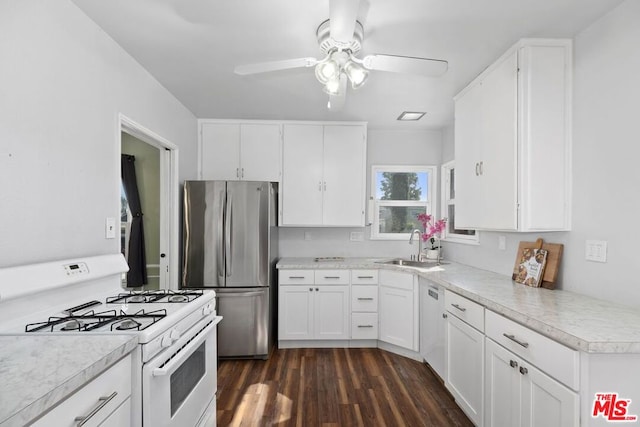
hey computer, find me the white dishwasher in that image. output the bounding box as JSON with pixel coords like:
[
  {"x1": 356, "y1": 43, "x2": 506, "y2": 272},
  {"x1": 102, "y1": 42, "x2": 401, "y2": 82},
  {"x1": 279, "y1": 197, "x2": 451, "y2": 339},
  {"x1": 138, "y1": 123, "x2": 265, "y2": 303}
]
[{"x1": 419, "y1": 278, "x2": 445, "y2": 379}]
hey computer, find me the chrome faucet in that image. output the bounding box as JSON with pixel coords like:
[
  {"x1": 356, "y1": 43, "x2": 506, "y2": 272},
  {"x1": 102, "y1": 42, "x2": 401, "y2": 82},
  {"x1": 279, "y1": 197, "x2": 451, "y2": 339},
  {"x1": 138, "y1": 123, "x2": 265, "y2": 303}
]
[{"x1": 409, "y1": 229, "x2": 424, "y2": 261}]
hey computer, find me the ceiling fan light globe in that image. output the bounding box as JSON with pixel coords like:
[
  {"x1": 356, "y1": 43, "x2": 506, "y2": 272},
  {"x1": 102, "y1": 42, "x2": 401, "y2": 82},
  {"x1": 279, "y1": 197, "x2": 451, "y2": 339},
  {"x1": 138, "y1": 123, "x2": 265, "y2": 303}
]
[
  {"x1": 344, "y1": 61, "x2": 368, "y2": 89},
  {"x1": 324, "y1": 77, "x2": 341, "y2": 95},
  {"x1": 315, "y1": 60, "x2": 339, "y2": 84}
]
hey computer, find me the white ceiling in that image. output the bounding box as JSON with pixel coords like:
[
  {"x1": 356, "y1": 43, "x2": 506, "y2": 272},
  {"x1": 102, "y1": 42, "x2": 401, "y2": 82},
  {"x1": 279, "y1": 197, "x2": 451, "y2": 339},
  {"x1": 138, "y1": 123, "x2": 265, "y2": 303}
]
[{"x1": 71, "y1": 0, "x2": 624, "y2": 129}]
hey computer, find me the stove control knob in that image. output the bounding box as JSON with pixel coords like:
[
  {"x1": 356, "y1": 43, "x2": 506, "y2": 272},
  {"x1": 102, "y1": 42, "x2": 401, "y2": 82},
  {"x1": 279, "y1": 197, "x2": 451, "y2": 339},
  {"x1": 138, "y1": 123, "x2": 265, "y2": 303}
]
[
  {"x1": 161, "y1": 334, "x2": 173, "y2": 348},
  {"x1": 202, "y1": 304, "x2": 212, "y2": 316},
  {"x1": 169, "y1": 329, "x2": 181, "y2": 341}
]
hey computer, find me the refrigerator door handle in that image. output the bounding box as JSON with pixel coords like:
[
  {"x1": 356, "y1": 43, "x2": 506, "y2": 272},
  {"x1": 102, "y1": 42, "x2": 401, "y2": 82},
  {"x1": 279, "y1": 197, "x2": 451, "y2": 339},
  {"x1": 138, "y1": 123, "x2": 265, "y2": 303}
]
[
  {"x1": 217, "y1": 190, "x2": 225, "y2": 279},
  {"x1": 225, "y1": 193, "x2": 232, "y2": 277},
  {"x1": 217, "y1": 290, "x2": 265, "y2": 298}
]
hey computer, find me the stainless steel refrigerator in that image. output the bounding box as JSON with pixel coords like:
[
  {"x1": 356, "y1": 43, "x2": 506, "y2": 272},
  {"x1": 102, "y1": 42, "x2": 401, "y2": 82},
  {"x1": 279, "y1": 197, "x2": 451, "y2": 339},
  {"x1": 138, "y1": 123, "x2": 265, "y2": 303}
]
[{"x1": 182, "y1": 181, "x2": 277, "y2": 359}]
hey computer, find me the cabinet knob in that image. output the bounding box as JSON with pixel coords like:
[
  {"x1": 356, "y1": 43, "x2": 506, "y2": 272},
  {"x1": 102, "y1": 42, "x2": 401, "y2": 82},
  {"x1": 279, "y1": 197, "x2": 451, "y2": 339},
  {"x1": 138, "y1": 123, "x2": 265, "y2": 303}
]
[
  {"x1": 442, "y1": 313, "x2": 448, "y2": 319},
  {"x1": 509, "y1": 360, "x2": 518, "y2": 368},
  {"x1": 309, "y1": 288, "x2": 313, "y2": 291},
  {"x1": 315, "y1": 287, "x2": 319, "y2": 291},
  {"x1": 519, "y1": 366, "x2": 528, "y2": 375}
]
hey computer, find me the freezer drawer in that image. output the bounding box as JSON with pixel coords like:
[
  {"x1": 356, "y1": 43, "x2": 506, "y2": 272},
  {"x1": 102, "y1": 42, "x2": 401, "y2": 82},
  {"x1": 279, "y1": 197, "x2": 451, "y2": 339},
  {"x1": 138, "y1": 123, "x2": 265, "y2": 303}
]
[{"x1": 216, "y1": 288, "x2": 270, "y2": 359}]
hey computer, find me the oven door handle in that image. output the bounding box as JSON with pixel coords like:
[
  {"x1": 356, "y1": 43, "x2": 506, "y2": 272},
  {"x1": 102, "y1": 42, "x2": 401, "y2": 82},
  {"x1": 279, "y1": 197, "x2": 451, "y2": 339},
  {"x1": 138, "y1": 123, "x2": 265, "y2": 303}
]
[{"x1": 152, "y1": 317, "x2": 220, "y2": 377}]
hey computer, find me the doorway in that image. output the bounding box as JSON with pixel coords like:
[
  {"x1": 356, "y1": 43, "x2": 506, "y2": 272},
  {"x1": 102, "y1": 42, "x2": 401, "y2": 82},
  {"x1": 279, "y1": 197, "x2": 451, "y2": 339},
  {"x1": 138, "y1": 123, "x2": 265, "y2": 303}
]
[{"x1": 119, "y1": 114, "x2": 179, "y2": 290}]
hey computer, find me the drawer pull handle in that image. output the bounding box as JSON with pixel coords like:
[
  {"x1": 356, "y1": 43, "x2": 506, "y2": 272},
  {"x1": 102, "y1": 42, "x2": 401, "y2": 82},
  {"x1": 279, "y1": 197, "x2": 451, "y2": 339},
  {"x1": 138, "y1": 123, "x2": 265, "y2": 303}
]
[
  {"x1": 289, "y1": 276, "x2": 306, "y2": 279},
  {"x1": 357, "y1": 297, "x2": 374, "y2": 301},
  {"x1": 357, "y1": 276, "x2": 374, "y2": 279},
  {"x1": 324, "y1": 276, "x2": 341, "y2": 279},
  {"x1": 357, "y1": 325, "x2": 374, "y2": 328},
  {"x1": 74, "y1": 391, "x2": 118, "y2": 426},
  {"x1": 519, "y1": 366, "x2": 528, "y2": 375},
  {"x1": 509, "y1": 360, "x2": 518, "y2": 368},
  {"x1": 503, "y1": 333, "x2": 529, "y2": 348},
  {"x1": 451, "y1": 303, "x2": 466, "y2": 312}
]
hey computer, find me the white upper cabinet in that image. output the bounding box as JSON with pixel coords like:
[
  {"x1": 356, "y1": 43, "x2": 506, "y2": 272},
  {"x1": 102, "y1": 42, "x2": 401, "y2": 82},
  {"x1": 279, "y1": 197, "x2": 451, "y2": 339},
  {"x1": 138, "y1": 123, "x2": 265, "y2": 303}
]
[
  {"x1": 199, "y1": 121, "x2": 281, "y2": 182},
  {"x1": 281, "y1": 123, "x2": 366, "y2": 227},
  {"x1": 454, "y1": 39, "x2": 572, "y2": 231}
]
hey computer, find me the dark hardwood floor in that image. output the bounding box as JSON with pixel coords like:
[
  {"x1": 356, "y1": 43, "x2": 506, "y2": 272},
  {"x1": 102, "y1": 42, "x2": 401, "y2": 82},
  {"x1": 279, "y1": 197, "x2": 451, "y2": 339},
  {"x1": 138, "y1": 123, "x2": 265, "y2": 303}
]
[{"x1": 217, "y1": 347, "x2": 473, "y2": 426}]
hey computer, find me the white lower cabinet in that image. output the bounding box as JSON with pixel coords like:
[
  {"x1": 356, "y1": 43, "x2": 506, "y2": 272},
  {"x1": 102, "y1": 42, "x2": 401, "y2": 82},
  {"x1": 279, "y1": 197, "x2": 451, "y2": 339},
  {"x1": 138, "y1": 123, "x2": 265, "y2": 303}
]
[
  {"x1": 32, "y1": 355, "x2": 132, "y2": 427},
  {"x1": 485, "y1": 338, "x2": 579, "y2": 427},
  {"x1": 446, "y1": 312, "x2": 485, "y2": 426},
  {"x1": 278, "y1": 269, "x2": 350, "y2": 341},
  {"x1": 379, "y1": 270, "x2": 418, "y2": 351}
]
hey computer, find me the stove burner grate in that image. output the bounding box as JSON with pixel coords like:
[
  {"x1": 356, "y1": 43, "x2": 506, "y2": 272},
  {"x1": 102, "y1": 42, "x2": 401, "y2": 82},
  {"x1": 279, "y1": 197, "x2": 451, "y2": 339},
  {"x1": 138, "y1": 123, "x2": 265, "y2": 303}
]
[
  {"x1": 106, "y1": 289, "x2": 203, "y2": 304},
  {"x1": 25, "y1": 308, "x2": 168, "y2": 333}
]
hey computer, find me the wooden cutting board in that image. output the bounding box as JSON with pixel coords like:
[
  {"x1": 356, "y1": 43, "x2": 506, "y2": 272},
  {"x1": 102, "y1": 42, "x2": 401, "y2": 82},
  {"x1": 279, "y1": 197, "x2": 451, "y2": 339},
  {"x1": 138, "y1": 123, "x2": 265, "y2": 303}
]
[{"x1": 512, "y1": 239, "x2": 563, "y2": 289}]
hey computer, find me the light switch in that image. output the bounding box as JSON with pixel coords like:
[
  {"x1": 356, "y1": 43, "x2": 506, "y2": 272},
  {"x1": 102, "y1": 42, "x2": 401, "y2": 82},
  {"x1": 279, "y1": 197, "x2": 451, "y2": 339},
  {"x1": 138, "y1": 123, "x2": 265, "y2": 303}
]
[
  {"x1": 304, "y1": 231, "x2": 312, "y2": 241},
  {"x1": 585, "y1": 240, "x2": 607, "y2": 263},
  {"x1": 105, "y1": 217, "x2": 116, "y2": 239}
]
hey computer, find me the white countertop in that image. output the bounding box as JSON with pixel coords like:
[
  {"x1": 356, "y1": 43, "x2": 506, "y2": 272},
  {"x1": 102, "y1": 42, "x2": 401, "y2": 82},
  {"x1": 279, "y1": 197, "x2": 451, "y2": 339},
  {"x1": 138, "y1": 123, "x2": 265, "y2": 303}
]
[
  {"x1": 277, "y1": 257, "x2": 640, "y2": 354},
  {"x1": 0, "y1": 335, "x2": 137, "y2": 427}
]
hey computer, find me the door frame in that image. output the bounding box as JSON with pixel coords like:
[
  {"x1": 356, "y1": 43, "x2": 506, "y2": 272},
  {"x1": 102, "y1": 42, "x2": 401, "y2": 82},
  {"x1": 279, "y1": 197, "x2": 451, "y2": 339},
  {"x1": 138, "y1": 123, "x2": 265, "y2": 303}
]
[{"x1": 119, "y1": 114, "x2": 180, "y2": 290}]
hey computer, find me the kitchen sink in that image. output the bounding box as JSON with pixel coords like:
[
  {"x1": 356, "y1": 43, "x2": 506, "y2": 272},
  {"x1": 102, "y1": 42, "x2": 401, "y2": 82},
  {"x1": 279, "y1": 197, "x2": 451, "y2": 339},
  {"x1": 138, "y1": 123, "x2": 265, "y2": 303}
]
[{"x1": 376, "y1": 259, "x2": 448, "y2": 268}]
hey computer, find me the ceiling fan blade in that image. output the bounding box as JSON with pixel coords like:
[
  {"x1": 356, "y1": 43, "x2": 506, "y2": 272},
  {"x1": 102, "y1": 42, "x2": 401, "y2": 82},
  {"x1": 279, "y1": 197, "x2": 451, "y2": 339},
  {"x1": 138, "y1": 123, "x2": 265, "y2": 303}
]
[
  {"x1": 328, "y1": 74, "x2": 348, "y2": 111},
  {"x1": 361, "y1": 54, "x2": 448, "y2": 77},
  {"x1": 234, "y1": 57, "x2": 318, "y2": 75},
  {"x1": 329, "y1": 0, "x2": 360, "y2": 44}
]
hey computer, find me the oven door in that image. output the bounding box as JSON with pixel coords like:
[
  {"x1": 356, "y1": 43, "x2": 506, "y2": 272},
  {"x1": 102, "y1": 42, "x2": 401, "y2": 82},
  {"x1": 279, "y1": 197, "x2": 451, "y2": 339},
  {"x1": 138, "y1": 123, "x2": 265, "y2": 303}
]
[{"x1": 142, "y1": 315, "x2": 222, "y2": 427}]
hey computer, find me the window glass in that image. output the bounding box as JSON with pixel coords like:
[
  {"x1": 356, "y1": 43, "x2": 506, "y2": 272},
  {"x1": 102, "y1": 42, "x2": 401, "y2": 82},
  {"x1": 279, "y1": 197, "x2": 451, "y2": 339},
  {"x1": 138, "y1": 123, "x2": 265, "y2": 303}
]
[
  {"x1": 371, "y1": 165, "x2": 437, "y2": 240},
  {"x1": 441, "y1": 161, "x2": 479, "y2": 244}
]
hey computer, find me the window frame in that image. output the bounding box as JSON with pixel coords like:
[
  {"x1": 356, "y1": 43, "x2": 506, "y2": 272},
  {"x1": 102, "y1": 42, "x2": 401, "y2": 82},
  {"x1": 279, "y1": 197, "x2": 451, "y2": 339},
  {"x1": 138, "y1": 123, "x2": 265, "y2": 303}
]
[
  {"x1": 370, "y1": 165, "x2": 438, "y2": 240},
  {"x1": 440, "y1": 160, "x2": 480, "y2": 245}
]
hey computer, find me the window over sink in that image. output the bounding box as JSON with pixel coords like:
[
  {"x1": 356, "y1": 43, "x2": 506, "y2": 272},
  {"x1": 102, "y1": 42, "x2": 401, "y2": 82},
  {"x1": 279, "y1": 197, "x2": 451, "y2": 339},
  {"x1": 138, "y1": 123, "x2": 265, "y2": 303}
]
[{"x1": 370, "y1": 165, "x2": 437, "y2": 240}]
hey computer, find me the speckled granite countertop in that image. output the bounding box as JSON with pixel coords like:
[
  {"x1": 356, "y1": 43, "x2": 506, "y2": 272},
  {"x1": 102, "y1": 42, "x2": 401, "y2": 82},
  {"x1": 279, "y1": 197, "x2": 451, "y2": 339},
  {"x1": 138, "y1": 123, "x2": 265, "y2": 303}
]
[
  {"x1": 277, "y1": 257, "x2": 640, "y2": 354},
  {"x1": 0, "y1": 335, "x2": 137, "y2": 427}
]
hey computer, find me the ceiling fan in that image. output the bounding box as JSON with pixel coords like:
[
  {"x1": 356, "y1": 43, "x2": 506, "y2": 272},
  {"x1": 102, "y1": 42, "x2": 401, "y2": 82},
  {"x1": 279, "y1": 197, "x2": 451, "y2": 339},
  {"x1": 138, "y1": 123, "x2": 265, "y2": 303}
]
[{"x1": 234, "y1": 0, "x2": 448, "y2": 110}]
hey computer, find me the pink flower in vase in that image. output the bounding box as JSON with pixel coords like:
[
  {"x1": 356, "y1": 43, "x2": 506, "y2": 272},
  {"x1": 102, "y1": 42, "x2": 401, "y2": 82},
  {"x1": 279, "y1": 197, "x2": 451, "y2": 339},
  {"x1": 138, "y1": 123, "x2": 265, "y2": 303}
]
[{"x1": 416, "y1": 214, "x2": 447, "y2": 249}]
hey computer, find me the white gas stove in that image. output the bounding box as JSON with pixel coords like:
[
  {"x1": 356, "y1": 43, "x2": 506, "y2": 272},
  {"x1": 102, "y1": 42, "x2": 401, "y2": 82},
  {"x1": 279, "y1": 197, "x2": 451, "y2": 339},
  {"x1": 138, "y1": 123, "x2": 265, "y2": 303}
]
[{"x1": 0, "y1": 254, "x2": 221, "y2": 427}]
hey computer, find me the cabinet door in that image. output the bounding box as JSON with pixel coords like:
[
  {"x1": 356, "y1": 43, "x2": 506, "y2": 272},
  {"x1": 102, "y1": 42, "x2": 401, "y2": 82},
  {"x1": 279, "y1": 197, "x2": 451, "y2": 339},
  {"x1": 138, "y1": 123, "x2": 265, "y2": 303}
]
[
  {"x1": 322, "y1": 125, "x2": 366, "y2": 226},
  {"x1": 281, "y1": 124, "x2": 324, "y2": 225},
  {"x1": 445, "y1": 314, "x2": 484, "y2": 426},
  {"x1": 485, "y1": 338, "x2": 520, "y2": 427},
  {"x1": 454, "y1": 81, "x2": 483, "y2": 229},
  {"x1": 240, "y1": 124, "x2": 281, "y2": 182},
  {"x1": 200, "y1": 123, "x2": 240, "y2": 180},
  {"x1": 314, "y1": 285, "x2": 350, "y2": 339},
  {"x1": 479, "y1": 50, "x2": 518, "y2": 230},
  {"x1": 520, "y1": 362, "x2": 579, "y2": 427},
  {"x1": 279, "y1": 285, "x2": 314, "y2": 340},
  {"x1": 379, "y1": 285, "x2": 415, "y2": 350}
]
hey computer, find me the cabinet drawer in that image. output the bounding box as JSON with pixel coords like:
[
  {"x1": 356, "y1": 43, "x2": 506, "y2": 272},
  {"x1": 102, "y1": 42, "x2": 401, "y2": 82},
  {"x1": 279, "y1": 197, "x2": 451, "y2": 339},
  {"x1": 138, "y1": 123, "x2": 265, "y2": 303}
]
[
  {"x1": 314, "y1": 270, "x2": 349, "y2": 285},
  {"x1": 279, "y1": 270, "x2": 314, "y2": 285},
  {"x1": 444, "y1": 290, "x2": 484, "y2": 332},
  {"x1": 379, "y1": 270, "x2": 414, "y2": 291},
  {"x1": 351, "y1": 313, "x2": 378, "y2": 339},
  {"x1": 351, "y1": 286, "x2": 378, "y2": 312},
  {"x1": 32, "y1": 355, "x2": 132, "y2": 427},
  {"x1": 351, "y1": 270, "x2": 378, "y2": 285},
  {"x1": 485, "y1": 310, "x2": 579, "y2": 390}
]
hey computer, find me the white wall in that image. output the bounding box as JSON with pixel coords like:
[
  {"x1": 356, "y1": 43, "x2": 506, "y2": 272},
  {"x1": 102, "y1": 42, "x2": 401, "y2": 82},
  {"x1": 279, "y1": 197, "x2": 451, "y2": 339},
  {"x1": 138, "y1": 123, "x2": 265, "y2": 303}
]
[
  {"x1": 278, "y1": 128, "x2": 443, "y2": 258},
  {"x1": 442, "y1": 0, "x2": 640, "y2": 307},
  {"x1": 0, "y1": 1, "x2": 198, "y2": 267}
]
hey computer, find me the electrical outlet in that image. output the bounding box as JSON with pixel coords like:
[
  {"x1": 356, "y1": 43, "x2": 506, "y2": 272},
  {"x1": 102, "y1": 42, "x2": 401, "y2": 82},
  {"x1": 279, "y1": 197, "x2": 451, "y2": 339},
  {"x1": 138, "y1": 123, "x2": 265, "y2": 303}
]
[
  {"x1": 498, "y1": 236, "x2": 506, "y2": 251},
  {"x1": 350, "y1": 231, "x2": 364, "y2": 242},
  {"x1": 585, "y1": 240, "x2": 607, "y2": 262},
  {"x1": 105, "y1": 217, "x2": 116, "y2": 239}
]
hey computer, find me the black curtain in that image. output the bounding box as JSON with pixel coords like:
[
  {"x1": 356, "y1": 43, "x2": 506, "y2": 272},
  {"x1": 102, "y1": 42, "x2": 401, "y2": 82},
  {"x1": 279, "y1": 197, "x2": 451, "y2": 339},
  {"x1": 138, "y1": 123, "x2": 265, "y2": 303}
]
[{"x1": 121, "y1": 154, "x2": 147, "y2": 287}]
